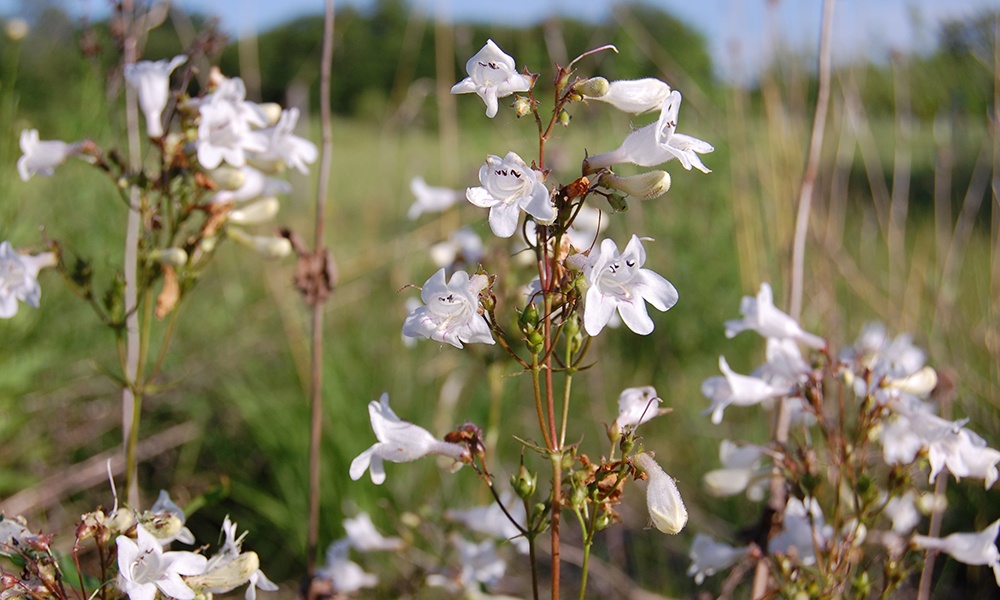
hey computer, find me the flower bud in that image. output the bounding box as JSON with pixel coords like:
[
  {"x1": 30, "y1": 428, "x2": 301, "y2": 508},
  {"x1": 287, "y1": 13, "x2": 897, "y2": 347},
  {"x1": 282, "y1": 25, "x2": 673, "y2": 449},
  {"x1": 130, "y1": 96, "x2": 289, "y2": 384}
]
[
  {"x1": 143, "y1": 514, "x2": 184, "y2": 541},
  {"x1": 227, "y1": 228, "x2": 292, "y2": 260},
  {"x1": 519, "y1": 303, "x2": 540, "y2": 334},
  {"x1": 527, "y1": 330, "x2": 545, "y2": 355},
  {"x1": 186, "y1": 552, "x2": 260, "y2": 591},
  {"x1": 558, "y1": 109, "x2": 571, "y2": 127},
  {"x1": 149, "y1": 247, "x2": 188, "y2": 267},
  {"x1": 594, "y1": 511, "x2": 613, "y2": 531},
  {"x1": 512, "y1": 464, "x2": 537, "y2": 499},
  {"x1": 211, "y1": 167, "x2": 247, "y2": 191},
  {"x1": 599, "y1": 171, "x2": 671, "y2": 201},
  {"x1": 606, "y1": 193, "x2": 629, "y2": 213},
  {"x1": 106, "y1": 508, "x2": 137, "y2": 536},
  {"x1": 633, "y1": 452, "x2": 687, "y2": 535},
  {"x1": 513, "y1": 96, "x2": 532, "y2": 118},
  {"x1": 570, "y1": 484, "x2": 588, "y2": 509},
  {"x1": 575, "y1": 77, "x2": 610, "y2": 99},
  {"x1": 257, "y1": 103, "x2": 284, "y2": 126},
  {"x1": 884, "y1": 366, "x2": 938, "y2": 397},
  {"x1": 229, "y1": 197, "x2": 280, "y2": 225}
]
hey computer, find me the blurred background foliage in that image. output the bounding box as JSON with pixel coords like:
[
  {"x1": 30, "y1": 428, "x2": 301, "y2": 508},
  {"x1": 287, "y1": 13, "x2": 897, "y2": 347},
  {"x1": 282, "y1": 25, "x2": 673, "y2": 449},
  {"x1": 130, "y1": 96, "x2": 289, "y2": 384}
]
[{"x1": 0, "y1": 0, "x2": 998, "y2": 597}]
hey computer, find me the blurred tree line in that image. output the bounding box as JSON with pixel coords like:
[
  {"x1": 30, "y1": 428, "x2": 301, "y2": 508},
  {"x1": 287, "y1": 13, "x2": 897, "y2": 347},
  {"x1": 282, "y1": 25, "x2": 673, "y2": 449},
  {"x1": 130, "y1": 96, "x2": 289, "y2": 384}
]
[{"x1": 2, "y1": 0, "x2": 995, "y2": 126}]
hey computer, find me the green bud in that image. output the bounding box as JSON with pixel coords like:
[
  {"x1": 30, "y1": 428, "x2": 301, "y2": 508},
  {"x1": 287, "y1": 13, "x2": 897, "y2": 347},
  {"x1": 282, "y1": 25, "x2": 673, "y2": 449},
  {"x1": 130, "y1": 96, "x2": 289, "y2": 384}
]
[
  {"x1": 211, "y1": 166, "x2": 247, "y2": 191},
  {"x1": 527, "y1": 330, "x2": 545, "y2": 355},
  {"x1": 575, "y1": 76, "x2": 610, "y2": 98},
  {"x1": 513, "y1": 96, "x2": 532, "y2": 118},
  {"x1": 149, "y1": 247, "x2": 189, "y2": 268},
  {"x1": 598, "y1": 170, "x2": 672, "y2": 201},
  {"x1": 619, "y1": 433, "x2": 635, "y2": 456},
  {"x1": 511, "y1": 464, "x2": 537, "y2": 499},
  {"x1": 594, "y1": 511, "x2": 613, "y2": 531},
  {"x1": 606, "y1": 193, "x2": 629, "y2": 212},
  {"x1": 519, "y1": 303, "x2": 540, "y2": 333},
  {"x1": 570, "y1": 485, "x2": 587, "y2": 509},
  {"x1": 558, "y1": 109, "x2": 571, "y2": 127}
]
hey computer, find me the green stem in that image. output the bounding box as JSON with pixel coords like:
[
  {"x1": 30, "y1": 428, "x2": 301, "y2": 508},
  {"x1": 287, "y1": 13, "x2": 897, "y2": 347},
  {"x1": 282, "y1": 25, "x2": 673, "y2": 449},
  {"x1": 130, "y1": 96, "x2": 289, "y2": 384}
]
[
  {"x1": 525, "y1": 498, "x2": 540, "y2": 600},
  {"x1": 550, "y1": 452, "x2": 562, "y2": 600},
  {"x1": 531, "y1": 355, "x2": 553, "y2": 451}
]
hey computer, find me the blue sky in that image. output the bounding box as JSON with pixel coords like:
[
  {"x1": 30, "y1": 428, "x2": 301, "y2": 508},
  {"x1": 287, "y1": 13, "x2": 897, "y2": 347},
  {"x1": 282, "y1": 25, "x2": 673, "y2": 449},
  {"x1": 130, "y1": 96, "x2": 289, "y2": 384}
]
[{"x1": 2, "y1": 0, "x2": 997, "y2": 82}]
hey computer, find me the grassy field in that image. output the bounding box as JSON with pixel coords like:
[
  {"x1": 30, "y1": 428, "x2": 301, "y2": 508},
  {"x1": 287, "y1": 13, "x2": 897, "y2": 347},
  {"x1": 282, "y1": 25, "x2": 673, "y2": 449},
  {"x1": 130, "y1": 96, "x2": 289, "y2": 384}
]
[{"x1": 1, "y1": 20, "x2": 998, "y2": 599}]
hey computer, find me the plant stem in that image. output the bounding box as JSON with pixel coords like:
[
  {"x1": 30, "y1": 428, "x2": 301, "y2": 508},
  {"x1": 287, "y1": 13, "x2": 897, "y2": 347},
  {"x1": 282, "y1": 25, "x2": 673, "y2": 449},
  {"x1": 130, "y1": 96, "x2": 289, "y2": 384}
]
[
  {"x1": 306, "y1": 0, "x2": 336, "y2": 575},
  {"x1": 550, "y1": 452, "x2": 562, "y2": 600}
]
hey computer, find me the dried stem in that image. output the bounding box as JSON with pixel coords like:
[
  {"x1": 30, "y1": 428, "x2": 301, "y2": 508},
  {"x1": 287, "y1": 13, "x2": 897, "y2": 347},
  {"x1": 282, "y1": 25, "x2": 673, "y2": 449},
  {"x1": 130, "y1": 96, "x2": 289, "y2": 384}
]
[{"x1": 306, "y1": 0, "x2": 336, "y2": 575}]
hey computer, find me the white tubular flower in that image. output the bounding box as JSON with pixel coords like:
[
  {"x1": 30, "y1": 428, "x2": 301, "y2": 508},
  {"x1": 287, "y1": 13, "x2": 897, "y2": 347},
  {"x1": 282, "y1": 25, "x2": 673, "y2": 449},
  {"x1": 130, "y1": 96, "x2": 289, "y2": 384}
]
[
  {"x1": 226, "y1": 228, "x2": 292, "y2": 260},
  {"x1": 445, "y1": 492, "x2": 529, "y2": 554},
  {"x1": 0, "y1": 241, "x2": 57, "y2": 318},
  {"x1": 145, "y1": 489, "x2": 195, "y2": 545},
  {"x1": 913, "y1": 519, "x2": 1000, "y2": 586},
  {"x1": 229, "y1": 198, "x2": 280, "y2": 225},
  {"x1": 702, "y1": 356, "x2": 795, "y2": 425},
  {"x1": 598, "y1": 170, "x2": 671, "y2": 201},
  {"x1": 687, "y1": 534, "x2": 749, "y2": 585},
  {"x1": 402, "y1": 268, "x2": 495, "y2": 348},
  {"x1": 613, "y1": 386, "x2": 666, "y2": 431},
  {"x1": 249, "y1": 108, "x2": 318, "y2": 174},
  {"x1": 123, "y1": 55, "x2": 186, "y2": 138},
  {"x1": 633, "y1": 452, "x2": 687, "y2": 535},
  {"x1": 17, "y1": 129, "x2": 83, "y2": 181},
  {"x1": 770, "y1": 497, "x2": 831, "y2": 566},
  {"x1": 467, "y1": 152, "x2": 553, "y2": 238},
  {"x1": 451, "y1": 39, "x2": 532, "y2": 118},
  {"x1": 724, "y1": 283, "x2": 825, "y2": 349},
  {"x1": 429, "y1": 227, "x2": 484, "y2": 269},
  {"x1": 316, "y1": 541, "x2": 377, "y2": 594},
  {"x1": 581, "y1": 235, "x2": 678, "y2": 336},
  {"x1": 349, "y1": 393, "x2": 470, "y2": 485},
  {"x1": 342, "y1": 513, "x2": 404, "y2": 552},
  {"x1": 408, "y1": 176, "x2": 464, "y2": 220},
  {"x1": 583, "y1": 91, "x2": 713, "y2": 174},
  {"x1": 210, "y1": 166, "x2": 292, "y2": 205},
  {"x1": 589, "y1": 77, "x2": 671, "y2": 114},
  {"x1": 703, "y1": 440, "x2": 768, "y2": 501},
  {"x1": 196, "y1": 77, "x2": 267, "y2": 169},
  {"x1": 116, "y1": 524, "x2": 208, "y2": 600}
]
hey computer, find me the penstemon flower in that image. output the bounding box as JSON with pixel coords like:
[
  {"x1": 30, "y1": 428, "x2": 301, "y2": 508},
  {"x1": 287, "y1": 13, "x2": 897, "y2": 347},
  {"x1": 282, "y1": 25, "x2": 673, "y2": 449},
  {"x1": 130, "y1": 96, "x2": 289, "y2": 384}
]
[
  {"x1": 724, "y1": 282, "x2": 825, "y2": 349},
  {"x1": 451, "y1": 39, "x2": 532, "y2": 118},
  {"x1": 316, "y1": 541, "x2": 378, "y2": 594},
  {"x1": 613, "y1": 386, "x2": 666, "y2": 431},
  {"x1": 586, "y1": 77, "x2": 672, "y2": 114},
  {"x1": 402, "y1": 268, "x2": 495, "y2": 348},
  {"x1": 116, "y1": 524, "x2": 208, "y2": 600},
  {"x1": 687, "y1": 534, "x2": 750, "y2": 585},
  {"x1": 633, "y1": 452, "x2": 687, "y2": 535},
  {"x1": 912, "y1": 519, "x2": 1000, "y2": 586},
  {"x1": 123, "y1": 55, "x2": 187, "y2": 138},
  {"x1": 340, "y1": 512, "x2": 404, "y2": 552},
  {"x1": 195, "y1": 77, "x2": 268, "y2": 169},
  {"x1": 701, "y1": 356, "x2": 795, "y2": 424},
  {"x1": 407, "y1": 176, "x2": 464, "y2": 220},
  {"x1": 467, "y1": 152, "x2": 554, "y2": 238},
  {"x1": 349, "y1": 393, "x2": 470, "y2": 484},
  {"x1": 16, "y1": 129, "x2": 83, "y2": 181},
  {"x1": 0, "y1": 241, "x2": 57, "y2": 318},
  {"x1": 584, "y1": 91, "x2": 714, "y2": 174},
  {"x1": 581, "y1": 235, "x2": 678, "y2": 336},
  {"x1": 249, "y1": 108, "x2": 318, "y2": 174}
]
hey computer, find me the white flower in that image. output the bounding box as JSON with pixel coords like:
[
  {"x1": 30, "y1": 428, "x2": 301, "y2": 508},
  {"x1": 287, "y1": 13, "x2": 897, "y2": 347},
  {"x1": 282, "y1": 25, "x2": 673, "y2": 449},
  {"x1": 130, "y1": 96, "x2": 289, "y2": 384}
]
[
  {"x1": 209, "y1": 166, "x2": 292, "y2": 205},
  {"x1": 429, "y1": 227, "x2": 484, "y2": 269},
  {"x1": 701, "y1": 356, "x2": 795, "y2": 425},
  {"x1": 0, "y1": 241, "x2": 57, "y2": 318},
  {"x1": 407, "y1": 176, "x2": 464, "y2": 220},
  {"x1": 196, "y1": 77, "x2": 267, "y2": 169},
  {"x1": 581, "y1": 235, "x2": 678, "y2": 336},
  {"x1": 316, "y1": 541, "x2": 377, "y2": 594},
  {"x1": 687, "y1": 534, "x2": 749, "y2": 585},
  {"x1": 589, "y1": 78, "x2": 672, "y2": 114},
  {"x1": 584, "y1": 91, "x2": 713, "y2": 173},
  {"x1": 883, "y1": 491, "x2": 921, "y2": 534},
  {"x1": 613, "y1": 386, "x2": 666, "y2": 431},
  {"x1": 455, "y1": 537, "x2": 507, "y2": 589},
  {"x1": 228, "y1": 198, "x2": 280, "y2": 225},
  {"x1": 145, "y1": 489, "x2": 195, "y2": 545},
  {"x1": 123, "y1": 55, "x2": 186, "y2": 138},
  {"x1": 770, "y1": 497, "x2": 831, "y2": 566},
  {"x1": 349, "y1": 393, "x2": 470, "y2": 485},
  {"x1": 467, "y1": 152, "x2": 554, "y2": 238},
  {"x1": 451, "y1": 39, "x2": 532, "y2": 118},
  {"x1": 703, "y1": 440, "x2": 768, "y2": 501},
  {"x1": 116, "y1": 524, "x2": 207, "y2": 600},
  {"x1": 632, "y1": 452, "x2": 687, "y2": 535},
  {"x1": 342, "y1": 513, "x2": 404, "y2": 552},
  {"x1": 402, "y1": 268, "x2": 494, "y2": 348},
  {"x1": 226, "y1": 228, "x2": 292, "y2": 260},
  {"x1": 17, "y1": 129, "x2": 82, "y2": 181},
  {"x1": 445, "y1": 492, "x2": 528, "y2": 554},
  {"x1": 188, "y1": 518, "x2": 277, "y2": 600},
  {"x1": 913, "y1": 519, "x2": 1000, "y2": 586},
  {"x1": 724, "y1": 283, "x2": 825, "y2": 349},
  {"x1": 249, "y1": 108, "x2": 317, "y2": 174}
]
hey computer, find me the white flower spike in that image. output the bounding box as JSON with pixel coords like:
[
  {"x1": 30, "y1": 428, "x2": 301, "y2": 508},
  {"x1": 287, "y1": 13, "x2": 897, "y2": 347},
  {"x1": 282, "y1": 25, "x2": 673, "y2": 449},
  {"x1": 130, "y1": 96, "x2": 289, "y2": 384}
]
[
  {"x1": 451, "y1": 39, "x2": 532, "y2": 118},
  {"x1": 724, "y1": 282, "x2": 825, "y2": 349},
  {"x1": 402, "y1": 268, "x2": 495, "y2": 348},
  {"x1": 116, "y1": 523, "x2": 208, "y2": 600},
  {"x1": 633, "y1": 452, "x2": 687, "y2": 534},
  {"x1": 17, "y1": 129, "x2": 83, "y2": 181},
  {"x1": 349, "y1": 393, "x2": 470, "y2": 485},
  {"x1": 123, "y1": 55, "x2": 187, "y2": 138},
  {"x1": 582, "y1": 235, "x2": 678, "y2": 336},
  {"x1": 0, "y1": 241, "x2": 57, "y2": 318},
  {"x1": 467, "y1": 152, "x2": 554, "y2": 238}
]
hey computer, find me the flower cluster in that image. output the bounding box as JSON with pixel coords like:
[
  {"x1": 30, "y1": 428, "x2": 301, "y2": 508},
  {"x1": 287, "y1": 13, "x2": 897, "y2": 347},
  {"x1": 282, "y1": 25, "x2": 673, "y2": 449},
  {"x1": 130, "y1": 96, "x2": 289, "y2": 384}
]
[{"x1": 687, "y1": 283, "x2": 1000, "y2": 595}]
